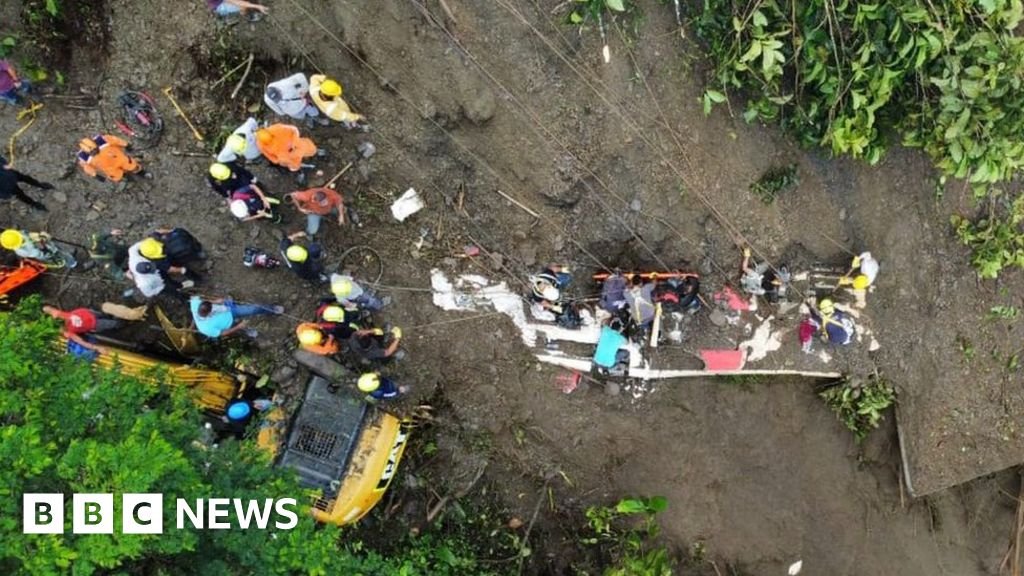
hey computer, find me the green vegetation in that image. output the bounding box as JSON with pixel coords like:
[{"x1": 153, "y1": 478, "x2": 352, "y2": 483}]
[
  {"x1": 582, "y1": 496, "x2": 673, "y2": 575},
  {"x1": 988, "y1": 304, "x2": 1020, "y2": 320},
  {"x1": 749, "y1": 164, "x2": 799, "y2": 204},
  {"x1": 695, "y1": 0, "x2": 1024, "y2": 183},
  {"x1": 952, "y1": 196, "x2": 1024, "y2": 279},
  {"x1": 819, "y1": 376, "x2": 896, "y2": 442},
  {"x1": 0, "y1": 298, "x2": 500, "y2": 576},
  {"x1": 694, "y1": 0, "x2": 1024, "y2": 277},
  {"x1": 568, "y1": 0, "x2": 633, "y2": 26}
]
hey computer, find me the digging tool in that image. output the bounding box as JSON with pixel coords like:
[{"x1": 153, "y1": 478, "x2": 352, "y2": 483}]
[
  {"x1": 162, "y1": 87, "x2": 204, "y2": 142},
  {"x1": 325, "y1": 142, "x2": 377, "y2": 189}
]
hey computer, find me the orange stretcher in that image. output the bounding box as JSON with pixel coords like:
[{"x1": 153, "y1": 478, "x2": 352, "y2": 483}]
[
  {"x1": 592, "y1": 271, "x2": 700, "y2": 281},
  {"x1": 0, "y1": 259, "x2": 46, "y2": 298}
]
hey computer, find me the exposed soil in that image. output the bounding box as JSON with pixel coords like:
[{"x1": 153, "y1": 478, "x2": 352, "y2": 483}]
[{"x1": 2, "y1": 0, "x2": 1024, "y2": 573}]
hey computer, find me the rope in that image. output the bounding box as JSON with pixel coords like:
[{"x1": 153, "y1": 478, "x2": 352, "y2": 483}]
[
  {"x1": 495, "y1": 0, "x2": 807, "y2": 300},
  {"x1": 407, "y1": 0, "x2": 677, "y2": 275},
  {"x1": 277, "y1": 0, "x2": 617, "y2": 275}
]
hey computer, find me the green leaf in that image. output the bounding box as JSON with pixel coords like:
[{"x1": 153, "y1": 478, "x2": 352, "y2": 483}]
[
  {"x1": 705, "y1": 89, "x2": 727, "y2": 103},
  {"x1": 646, "y1": 496, "x2": 668, "y2": 513},
  {"x1": 739, "y1": 40, "x2": 762, "y2": 63},
  {"x1": 605, "y1": 0, "x2": 626, "y2": 12},
  {"x1": 569, "y1": 11, "x2": 583, "y2": 24},
  {"x1": 45, "y1": 0, "x2": 59, "y2": 17},
  {"x1": 752, "y1": 10, "x2": 768, "y2": 27}
]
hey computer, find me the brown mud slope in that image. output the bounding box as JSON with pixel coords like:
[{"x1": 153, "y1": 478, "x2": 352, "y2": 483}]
[{"x1": 1, "y1": 0, "x2": 1022, "y2": 573}]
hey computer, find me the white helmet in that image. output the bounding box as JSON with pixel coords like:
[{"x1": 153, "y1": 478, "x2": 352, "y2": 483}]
[
  {"x1": 229, "y1": 200, "x2": 250, "y2": 219},
  {"x1": 541, "y1": 285, "x2": 560, "y2": 301}
]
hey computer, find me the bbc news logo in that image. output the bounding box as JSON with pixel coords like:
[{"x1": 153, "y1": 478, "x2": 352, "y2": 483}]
[{"x1": 23, "y1": 494, "x2": 299, "y2": 534}]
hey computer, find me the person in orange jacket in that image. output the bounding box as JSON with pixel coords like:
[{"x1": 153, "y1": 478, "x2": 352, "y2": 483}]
[
  {"x1": 77, "y1": 134, "x2": 147, "y2": 183},
  {"x1": 255, "y1": 124, "x2": 318, "y2": 180}
]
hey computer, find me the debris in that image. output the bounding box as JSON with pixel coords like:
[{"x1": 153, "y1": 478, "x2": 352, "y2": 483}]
[
  {"x1": 507, "y1": 517, "x2": 523, "y2": 530},
  {"x1": 51, "y1": 191, "x2": 67, "y2": 204},
  {"x1": 463, "y1": 87, "x2": 496, "y2": 124},
  {"x1": 629, "y1": 198, "x2": 642, "y2": 212},
  {"x1": 230, "y1": 53, "x2": 255, "y2": 100},
  {"x1": 463, "y1": 245, "x2": 481, "y2": 257},
  {"x1": 788, "y1": 560, "x2": 803, "y2": 575},
  {"x1": 392, "y1": 188, "x2": 425, "y2": 221}
]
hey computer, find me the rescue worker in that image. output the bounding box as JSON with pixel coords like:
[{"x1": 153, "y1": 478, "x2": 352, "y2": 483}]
[
  {"x1": 838, "y1": 251, "x2": 880, "y2": 291},
  {"x1": 529, "y1": 264, "x2": 579, "y2": 327},
  {"x1": 308, "y1": 75, "x2": 366, "y2": 127},
  {"x1": 254, "y1": 124, "x2": 318, "y2": 180},
  {"x1": 207, "y1": 161, "x2": 259, "y2": 198},
  {"x1": 0, "y1": 59, "x2": 28, "y2": 105},
  {"x1": 139, "y1": 230, "x2": 205, "y2": 285},
  {"x1": 599, "y1": 271, "x2": 628, "y2": 314},
  {"x1": 357, "y1": 371, "x2": 408, "y2": 401},
  {"x1": 330, "y1": 273, "x2": 387, "y2": 311},
  {"x1": 264, "y1": 73, "x2": 320, "y2": 122},
  {"x1": 625, "y1": 274, "x2": 657, "y2": 328},
  {"x1": 740, "y1": 246, "x2": 789, "y2": 303},
  {"x1": 286, "y1": 187, "x2": 344, "y2": 236},
  {"x1": 296, "y1": 322, "x2": 340, "y2": 355},
  {"x1": 316, "y1": 302, "x2": 363, "y2": 340},
  {"x1": 42, "y1": 305, "x2": 124, "y2": 351},
  {"x1": 348, "y1": 325, "x2": 404, "y2": 364},
  {"x1": 130, "y1": 238, "x2": 193, "y2": 297},
  {"x1": 76, "y1": 134, "x2": 146, "y2": 183},
  {"x1": 216, "y1": 119, "x2": 263, "y2": 164},
  {"x1": 279, "y1": 231, "x2": 326, "y2": 282},
  {"x1": 229, "y1": 185, "x2": 280, "y2": 222},
  {"x1": 189, "y1": 295, "x2": 283, "y2": 339},
  {"x1": 799, "y1": 298, "x2": 856, "y2": 352},
  {"x1": 1, "y1": 229, "x2": 77, "y2": 267},
  {"x1": 0, "y1": 154, "x2": 53, "y2": 211},
  {"x1": 593, "y1": 317, "x2": 629, "y2": 374}
]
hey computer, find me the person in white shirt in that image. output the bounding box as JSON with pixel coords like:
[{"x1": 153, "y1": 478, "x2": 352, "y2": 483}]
[{"x1": 264, "y1": 73, "x2": 319, "y2": 120}]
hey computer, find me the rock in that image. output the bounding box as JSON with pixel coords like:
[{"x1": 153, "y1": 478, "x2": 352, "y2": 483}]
[
  {"x1": 51, "y1": 190, "x2": 67, "y2": 204},
  {"x1": 356, "y1": 162, "x2": 372, "y2": 182},
  {"x1": 604, "y1": 382, "x2": 621, "y2": 396},
  {"x1": 518, "y1": 243, "x2": 537, "y2": 267},
  {"x1": 508, "y1": 517, "x2": 524, "y2": 529},
  {"x1": 271, "y1": 365, "x2": 297, "y2": 383},
  {"x1": 216, "y1": 244, "x2": 229, "y2": 254},
  {"x1": 629, "y1": 198, "x2": 642, "y2": 212},
  {"x1": 462, "y1": 87, "x2": 496, "y2": 124},
  {"x1": 441, "y1": 257, "x2": 458, "y2": 267},
  {"x1": 553, "y1": 235, "x2": 565, "y2": 252},
  {"x1": 489, "y1": 253, "x2": 504, "y2": 270},
  {"x1": 249, "y1": 226, "x2": 260, "y2": 240},
  {"x1": 839, "y1": 208, "x2": 847, "y2": 221},
  {"x1": 84, "y1": 210, "x2": 101, "y2": 221},
  {"x1": 165, "y1": 204, "x2": 175, "y2": 213}
]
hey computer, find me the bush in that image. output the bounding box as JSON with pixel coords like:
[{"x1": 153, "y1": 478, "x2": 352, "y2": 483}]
[
  {"x1": 694, "y1": 0, "x2": 1024, "y2": 197},
  {"x1": 0, "y1": 298, "x2": 499, "y2": 576},
  {"x1": 819, "y1": 376, "x2": 896, "y2": 442}
]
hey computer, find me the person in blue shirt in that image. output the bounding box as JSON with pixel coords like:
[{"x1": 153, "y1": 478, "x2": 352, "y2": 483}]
[
  {"x1": 189, "y1": 296, "x2": 283, "y2": 339},
  {"x1": 357, "y1": 372, "x2": 408, "y2": 401},
  {"x1": 593, "y1": 318, "x2": 629, "y2": 372}
]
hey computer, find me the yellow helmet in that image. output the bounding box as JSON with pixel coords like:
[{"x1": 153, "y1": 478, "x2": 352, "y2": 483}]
[
  {"x1": 209, "y1": 162, "x2": 232, "y2": 181},
  {"x1": 321, "y1": 305, "x2": 346, "y2": 323},
  {"x1": 1, "y1": 229, "x2": 24, "y2": 250},
  {"x1": 298, "y1": 326, "x2": 323, "y2": 346},
  {"x1": 320, "y1": 79, "x2": 342, "y2": 98},
  {"x1": 818, "y1": 298, "x2": 835, "y2": 316},
  {"x1": 285, "y1": 244, "x2": 308, "y2": 263},
  {"x1": 357, "y1": 372, "x2": 380, "y2": 393},
  {"x1": 331, "y1": 277, "x2": 353, "y2": 297},
  {"x1": 852, "y1": 274, "x2": 870, "y2": 290},
  {"x1": 226, "y1": 134, "x2": 247, "y2": 154},
  {"x1": 139, "y1": 237, "x2": 165, "y2": 259}
]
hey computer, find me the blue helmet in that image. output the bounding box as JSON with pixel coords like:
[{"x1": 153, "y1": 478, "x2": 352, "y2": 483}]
[{"x1": 226, "y1": 401, "x2": 251, "y2": 421}]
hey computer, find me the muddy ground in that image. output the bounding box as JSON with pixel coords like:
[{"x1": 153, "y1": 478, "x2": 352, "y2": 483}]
[{"x1": 2, "y1": 0, "x2": 1024, "y2": 573}]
